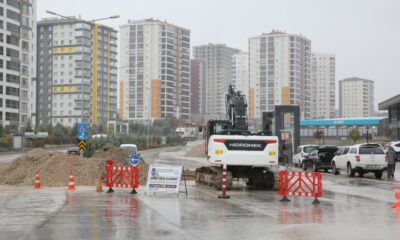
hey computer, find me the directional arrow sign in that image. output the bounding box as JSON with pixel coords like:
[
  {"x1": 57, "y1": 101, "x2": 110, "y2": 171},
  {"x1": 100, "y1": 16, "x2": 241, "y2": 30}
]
[
  {"x1": 78, "y1": 140, "x2": 86, "y2": 151},
  {"x1": 129, "y1": 153, "x2": 141, "y2": 166}
]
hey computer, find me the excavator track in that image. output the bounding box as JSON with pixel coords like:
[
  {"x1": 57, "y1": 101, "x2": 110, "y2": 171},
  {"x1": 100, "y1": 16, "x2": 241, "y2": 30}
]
[{"x1": 195, "y1": 166, "x2": 233, "y2": 190}]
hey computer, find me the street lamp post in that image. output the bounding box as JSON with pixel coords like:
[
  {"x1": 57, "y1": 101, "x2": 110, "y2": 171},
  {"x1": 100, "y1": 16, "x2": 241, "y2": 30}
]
[{"x1": 45, "y1": 11, "x2": 119, "y2": 124}]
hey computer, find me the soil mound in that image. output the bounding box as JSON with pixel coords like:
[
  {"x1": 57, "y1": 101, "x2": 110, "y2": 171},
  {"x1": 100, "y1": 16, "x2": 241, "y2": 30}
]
[{"x1": 0, "y1": 146, "x2": 149, "y2": 187}]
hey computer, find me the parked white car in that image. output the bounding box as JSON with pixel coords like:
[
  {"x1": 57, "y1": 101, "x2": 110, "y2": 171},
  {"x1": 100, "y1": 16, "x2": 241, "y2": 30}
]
[
  {"x1": 385, "y1": 141, "x2": 400, "y2": 156},
  {"x1": 331, "y1": 143, "x2": 386, "y2": 179},
  {"x1": 331, "y1": 146, "x2": 350, "y2": 175},
  {"x1": 293, "y1": 145, "x2": 319, "y2": 167}
]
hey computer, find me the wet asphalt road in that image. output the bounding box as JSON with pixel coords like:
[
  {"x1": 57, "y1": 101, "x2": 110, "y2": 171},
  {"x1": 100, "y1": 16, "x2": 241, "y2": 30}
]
[
  {"x1": 1, "y1": 176, "x2": 400, "y2": 240},
  {"x1": 1, "y1": 142, "x2": 400, "y2": 240},
  {"x1": 0, "y1": 170, "x2": 400, "y2": 240}
]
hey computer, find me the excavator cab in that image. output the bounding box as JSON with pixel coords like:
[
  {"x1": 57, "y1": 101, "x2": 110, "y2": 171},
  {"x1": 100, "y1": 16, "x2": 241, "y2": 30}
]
[{"x1": 205, "y1": 120, "x2": 230, "y2": 155}]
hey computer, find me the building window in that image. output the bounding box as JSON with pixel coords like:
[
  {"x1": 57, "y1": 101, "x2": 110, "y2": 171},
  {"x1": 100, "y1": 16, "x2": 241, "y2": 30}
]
[
  {"x1": 6, "y1": 35, "x2": 19, "y2": 46},
  {"x1": 6, "y1": 86, "x2": 19, "y2": 96},
  {"x1": 6, "y1": 22, "x2": 19, "y2": 34},
  {"x1": 5, "y1": 112, "x2": 19, "y2": 121},
  {"x1": 6, "y1": 9, "x2": 19, "y2": 21},
  {"x1": 7, "y1": 0, "x2": 19, "y2": 8}
]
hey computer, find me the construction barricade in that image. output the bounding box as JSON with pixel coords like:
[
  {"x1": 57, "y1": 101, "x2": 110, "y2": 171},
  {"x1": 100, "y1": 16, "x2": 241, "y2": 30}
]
[
  {"x1": 278, "y1": 171, "x2": 322, "y2": 205},
  {"x1": 105, "y1": 159, "x2": 139, "y2": 194}
]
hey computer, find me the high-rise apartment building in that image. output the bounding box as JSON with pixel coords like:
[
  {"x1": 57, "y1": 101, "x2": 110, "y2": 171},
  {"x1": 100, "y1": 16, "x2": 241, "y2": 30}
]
[
  {"x1": 193, "y1": 44, "x2": 240, "y2": 118},
  {"x1": 310, "y1": 52, "x2": 335, "y2": 119},
  {"x1": 249, "y1": 31, "x2": 311, "y2": 119},
  {"x1": 119, "y1": 19, "x2": 190, "y2": 121},
  {"x1": 339, "y1": 77, "x2": 374, "y2": 118},
  {"x1": 231, "y1": 51, "x2": 249, "y2": 105},
  {"x1": 37, "y1": 18, "x2": 118, "y2": 127},
  {"x1": 0, "y1": 0, "x2": 37, "y2": 128},
  {"x1": 190, "y1": 59, "x2": 206, "y2": 115}
]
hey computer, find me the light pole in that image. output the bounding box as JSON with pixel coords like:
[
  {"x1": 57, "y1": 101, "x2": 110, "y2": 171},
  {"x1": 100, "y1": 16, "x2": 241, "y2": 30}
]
[{"x1": 45, "y1": 11, "x2": 119, "y2": 124}]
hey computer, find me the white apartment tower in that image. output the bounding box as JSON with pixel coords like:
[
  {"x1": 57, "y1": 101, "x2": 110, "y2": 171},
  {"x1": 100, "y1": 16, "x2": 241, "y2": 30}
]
[
  {"x1": 231, "y1": 51, "x2": 249, "y2": 105},
  {"x1": 37, "y1": 18, "x2": 118, "y2": 127},
  {"x1": 193, "y1": 44, "x2": 240, "y2": 118},
  {"x1": 249, "y1": 31, "x2": 311, "y2": 119},
  {"x1": 339, "y1": 77, "x2": 374, "y2": 118},
  {"x1": 311, "y1": 52, "x2": 336, "y2": 119},
  {"x1": 0, "y1": 0, "x2": 37, "y2": 128},
  {"x1": 120, "y1": 19, "x2": 191, "y2": 121}
]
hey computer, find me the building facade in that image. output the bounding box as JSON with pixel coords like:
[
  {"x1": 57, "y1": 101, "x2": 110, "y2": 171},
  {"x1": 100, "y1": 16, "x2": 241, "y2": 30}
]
[
  {"x1": 37, "y1": 18, "x2": 118, "y2": 127},
  {"x1": 249, "y1": 31, "x2": 311, "y2": 119},
  {"x1": 0, "y1": 0, "x2": 36, "y2": 128},
  {"x1": 310, "y1": 52, "x2": 335, "y2": 119},
  {"x1": 190, "y1": 59, "x2": 206, "y2": 115},
  {"x1": 300, "y1": 117, "x2": 386, "y2": 138},
  {"x1": 231, "y1": 51, "x2": 249, "y2": 106},
  {"x1": 378, "y1": 94, "x2": 400, "y2": 140},
  {"x1": 119, "y1": 19, "x2": 190, "y2": 121},
  {"x1": 339, "y1": 77, "x2": 374, "y2": 118},
  {"x1": 193, "y1": 43, "x2": 240, "y2": 118}
]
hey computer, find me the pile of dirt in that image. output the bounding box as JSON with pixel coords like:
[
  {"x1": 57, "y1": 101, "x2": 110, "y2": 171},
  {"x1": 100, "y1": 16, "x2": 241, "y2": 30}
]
[
  {"x1": 0, "y1": 146, "x2": 149, "y2": 187},
  {"x1": 185, "y1": 143, "x2": 206, "y2": 158}
]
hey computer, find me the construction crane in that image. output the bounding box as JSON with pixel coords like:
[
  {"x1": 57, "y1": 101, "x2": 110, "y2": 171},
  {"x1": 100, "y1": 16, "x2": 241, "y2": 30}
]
[{"x1": 195, "y1": 85, "x2": 279, "y2": 189}]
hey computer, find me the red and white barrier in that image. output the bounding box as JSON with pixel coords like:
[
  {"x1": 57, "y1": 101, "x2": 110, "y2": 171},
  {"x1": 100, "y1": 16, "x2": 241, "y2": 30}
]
[
  {"x1": 278, "y1": 170, "x2": 322, "y2": 204},
  {"x1": 105, "y1": 160, "x2": 139, "y2": 194}
]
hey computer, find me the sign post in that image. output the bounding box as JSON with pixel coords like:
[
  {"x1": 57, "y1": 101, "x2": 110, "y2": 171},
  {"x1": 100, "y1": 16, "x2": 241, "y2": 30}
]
[{"x1": 76, "y1": 123, "x2": 88, "y2": 157}]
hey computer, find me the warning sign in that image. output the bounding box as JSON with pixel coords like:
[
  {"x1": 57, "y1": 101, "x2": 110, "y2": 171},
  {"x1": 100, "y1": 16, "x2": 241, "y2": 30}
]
[{"x1": 145, "y1": 165, "x2": 183, "y2": 194}]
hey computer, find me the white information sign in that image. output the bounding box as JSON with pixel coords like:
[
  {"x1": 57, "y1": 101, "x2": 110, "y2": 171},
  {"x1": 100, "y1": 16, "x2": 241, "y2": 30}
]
[{"x1": 145, "y1": 165, "x2": 183, "y2": 194}]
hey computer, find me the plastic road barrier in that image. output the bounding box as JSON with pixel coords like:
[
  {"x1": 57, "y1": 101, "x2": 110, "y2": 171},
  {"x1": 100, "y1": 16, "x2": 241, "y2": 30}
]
[
  {"x1": 105, "y1": 159, "x2": 139, "y2": 194},
  {"x1": 278, "y1": 170, "x2": 322, "y2": 205}
]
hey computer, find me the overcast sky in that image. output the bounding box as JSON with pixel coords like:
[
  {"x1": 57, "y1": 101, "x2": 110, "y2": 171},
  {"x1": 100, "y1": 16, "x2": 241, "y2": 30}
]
[{"x1": 38, "y1": 0, "x2": 400, "y2": 109}]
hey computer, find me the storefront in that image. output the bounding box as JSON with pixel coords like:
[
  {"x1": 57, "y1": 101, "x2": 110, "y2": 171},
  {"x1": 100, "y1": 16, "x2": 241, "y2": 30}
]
[{"x1": 300, "y1": 118, "x2": 386, "y2": 139}]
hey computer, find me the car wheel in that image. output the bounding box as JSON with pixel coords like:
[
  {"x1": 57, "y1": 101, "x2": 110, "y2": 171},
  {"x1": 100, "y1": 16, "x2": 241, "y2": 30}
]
[
  {"x1": 375, "y1": 171, "x2": 383, "y2": 179},
  {"x1": 358, "y1": 171, "x2": 364, "y2": 178},
  {"x1": 347, "y1": 163, "x2": 355, "y2": 177},
  {"x1": 332, "y1": 162, "x2": 340, "y2": 175}
]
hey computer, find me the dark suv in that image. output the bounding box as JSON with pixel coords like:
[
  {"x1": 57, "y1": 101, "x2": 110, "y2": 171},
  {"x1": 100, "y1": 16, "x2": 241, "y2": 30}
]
[{"x1": 302, "y1": 145, "x2": 338, "y2": 172}]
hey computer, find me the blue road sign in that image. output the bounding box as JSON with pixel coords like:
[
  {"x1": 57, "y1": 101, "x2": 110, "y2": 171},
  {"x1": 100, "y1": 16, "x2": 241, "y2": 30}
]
[
  {"x1": 129, "y1": 153, "x2": 140, "y2": 167},
  {"x1": 78, "y1": 132, "x2": 88, "y2": 140},
  {"x1": 77, "y1": 123, "x2": 88, "y2": 140},
  {"x1": 77, "y1": 123, "x2": 88, "y2": 133}
]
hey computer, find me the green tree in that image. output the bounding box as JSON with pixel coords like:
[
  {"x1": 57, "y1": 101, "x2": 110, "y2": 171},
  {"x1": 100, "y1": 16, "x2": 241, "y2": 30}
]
[
  {"x1": 24, "y1": 119, "x2": 33, "y2": 132},
  {"x1": 0, "y1": 123, "x2": 4, "y2": 137},
  {"x1": 349, "y1": 128, "x2": 361, "y2": 144}
]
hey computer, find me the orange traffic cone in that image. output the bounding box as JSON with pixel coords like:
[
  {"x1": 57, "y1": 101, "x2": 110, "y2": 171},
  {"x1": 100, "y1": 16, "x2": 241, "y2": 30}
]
[
  {"x1": 68, "y1": 172, "x2": 75, "y2": 190},
  {"x1": 392, "y1": 183, "x2": 400, "y2": 209},
  {"x1": 34, "y1": 172, "x2": 41, "y2": 189}
]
